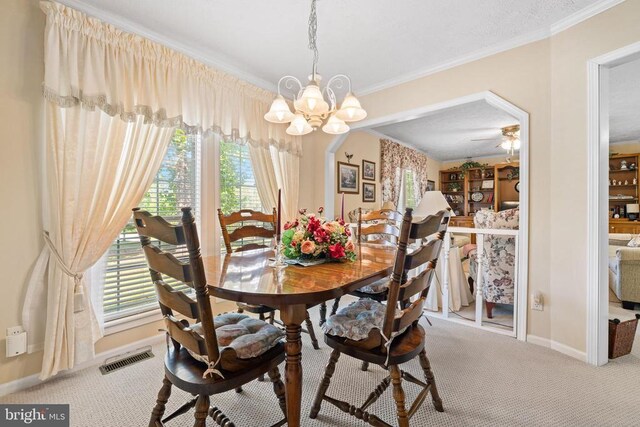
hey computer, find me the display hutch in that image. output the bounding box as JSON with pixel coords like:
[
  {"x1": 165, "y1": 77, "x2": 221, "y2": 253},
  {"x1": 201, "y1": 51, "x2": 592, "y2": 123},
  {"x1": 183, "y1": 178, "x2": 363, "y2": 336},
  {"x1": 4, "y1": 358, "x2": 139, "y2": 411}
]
[
  {"x1": 609, "y1": 153, "x2": 640, "y2": 234},
  {"x1": 440, "y1": 162, "x2": 520, "y2": 228}
]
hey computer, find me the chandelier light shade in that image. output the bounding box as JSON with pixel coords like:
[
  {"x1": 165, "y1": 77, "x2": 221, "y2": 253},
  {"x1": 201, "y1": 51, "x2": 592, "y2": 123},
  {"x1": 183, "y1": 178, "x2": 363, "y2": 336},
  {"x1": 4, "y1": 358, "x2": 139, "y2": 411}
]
[
  {"x1": 264, "y1": 0, "x2": 366, "y2": 136},
  {"x1": 264, "y1": 95, "x2": 295, "y2": 123},
  {"x1": 286, "y1": 113, "x2": 314, "y2": 136}
]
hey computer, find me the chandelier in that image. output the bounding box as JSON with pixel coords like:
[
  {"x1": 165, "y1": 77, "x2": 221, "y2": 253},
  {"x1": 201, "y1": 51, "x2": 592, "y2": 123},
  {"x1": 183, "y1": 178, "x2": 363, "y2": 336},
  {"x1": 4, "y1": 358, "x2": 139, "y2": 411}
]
[
  {"x1": 264, "y1": 0, "x2": 367, "y2": 136},
  {"x1": 500, "y1": 125, "x2": 521, "y2": 156}
]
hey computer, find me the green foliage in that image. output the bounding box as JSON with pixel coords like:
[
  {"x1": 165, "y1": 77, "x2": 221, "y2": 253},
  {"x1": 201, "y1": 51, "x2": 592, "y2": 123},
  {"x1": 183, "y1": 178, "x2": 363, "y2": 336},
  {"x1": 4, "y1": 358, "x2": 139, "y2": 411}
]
[{"x1": 460, "y1": 160, "x2": 489, "y2": 175}]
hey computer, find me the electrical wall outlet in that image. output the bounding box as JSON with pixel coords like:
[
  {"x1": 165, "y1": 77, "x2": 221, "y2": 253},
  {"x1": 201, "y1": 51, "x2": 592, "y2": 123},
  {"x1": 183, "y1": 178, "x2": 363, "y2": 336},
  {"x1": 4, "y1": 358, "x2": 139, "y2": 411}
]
[
  {"x1": 6, "y1": 326, "x2": 27, "y2": 357},
  {"x1": 531, "y1": 292, "x2": 544, "y2": 311}
]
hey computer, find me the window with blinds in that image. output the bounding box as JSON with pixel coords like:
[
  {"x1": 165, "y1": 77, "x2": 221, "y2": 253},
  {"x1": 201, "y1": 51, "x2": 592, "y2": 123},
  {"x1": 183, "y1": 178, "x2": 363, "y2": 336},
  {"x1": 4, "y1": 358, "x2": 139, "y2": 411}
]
[
  {"x1": 103, "y1": 130, "x2": 201, "y2": 321},
  {"x1": 219, "y1": 140, "x2": 268, "y2": 252}
]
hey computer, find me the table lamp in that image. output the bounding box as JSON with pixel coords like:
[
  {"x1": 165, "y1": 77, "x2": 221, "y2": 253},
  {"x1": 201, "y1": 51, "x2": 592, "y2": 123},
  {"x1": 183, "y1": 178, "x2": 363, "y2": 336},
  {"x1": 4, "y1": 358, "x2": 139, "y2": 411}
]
[
  {"x1": 413, "y1": 191, "x2": 454, "y2": 220},
  {"x1": 626, "y1": 203, "x2": 639, "y2": 221}
]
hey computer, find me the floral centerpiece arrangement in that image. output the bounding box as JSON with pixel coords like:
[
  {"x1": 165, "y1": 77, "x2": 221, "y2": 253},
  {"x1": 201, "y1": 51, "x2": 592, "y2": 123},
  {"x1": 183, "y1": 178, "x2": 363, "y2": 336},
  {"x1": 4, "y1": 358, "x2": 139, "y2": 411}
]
[{"x1": 281, "y1": 208, "x2": 357, "y2": 263}]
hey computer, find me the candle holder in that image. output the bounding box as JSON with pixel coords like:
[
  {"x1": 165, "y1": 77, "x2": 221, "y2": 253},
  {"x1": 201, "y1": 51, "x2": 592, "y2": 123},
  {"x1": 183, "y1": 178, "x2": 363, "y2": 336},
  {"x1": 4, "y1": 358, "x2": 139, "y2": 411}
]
[{"x1": 270, "y1": 237, "x2": 287, "y2": 269}]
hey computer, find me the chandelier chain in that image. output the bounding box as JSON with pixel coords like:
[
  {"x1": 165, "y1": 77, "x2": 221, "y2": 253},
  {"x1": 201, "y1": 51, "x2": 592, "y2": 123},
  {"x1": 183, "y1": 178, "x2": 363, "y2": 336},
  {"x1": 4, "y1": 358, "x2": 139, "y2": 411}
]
[{"x1": 308, "y1": 0, "x2": 319, "y2": 73}]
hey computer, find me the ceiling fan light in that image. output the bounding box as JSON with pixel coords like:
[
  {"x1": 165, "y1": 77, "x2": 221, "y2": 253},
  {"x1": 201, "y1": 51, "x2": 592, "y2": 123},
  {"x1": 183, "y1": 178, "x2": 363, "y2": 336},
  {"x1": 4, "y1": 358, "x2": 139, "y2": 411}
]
[
  {"x1": 335, "y1": 92, "x2": 367, "y2": 122},
  {"x1": 322, "y1": 114, "x2": 349, "y2": 135},
  {"x1": 286, "y1": 114, "x2": 313, "y2": 136},
  {"x1": 513, "y1": 138, "x2": 521, "y2": 150},
  {"x1": 501, "y1": 140, "x2": 512, "y2": 150},
  {"x1": 264, "y1": 95, "x2": 294, "y2": 123}
]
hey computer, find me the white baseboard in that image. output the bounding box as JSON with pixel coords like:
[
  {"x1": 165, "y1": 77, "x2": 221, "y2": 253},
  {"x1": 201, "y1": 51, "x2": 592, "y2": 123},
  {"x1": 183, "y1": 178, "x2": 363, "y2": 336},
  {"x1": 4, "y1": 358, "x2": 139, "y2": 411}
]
[
  {"x1": 0, "y1": 334, "x2": 164, "y2": 397},
  {"x1": 527, "y1": 334, "x2": 587, "y2": 362}
]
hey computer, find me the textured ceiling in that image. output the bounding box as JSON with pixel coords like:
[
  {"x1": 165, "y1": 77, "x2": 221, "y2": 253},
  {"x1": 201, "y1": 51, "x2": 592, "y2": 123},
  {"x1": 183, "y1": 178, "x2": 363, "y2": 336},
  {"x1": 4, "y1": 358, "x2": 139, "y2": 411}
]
[
  {"x1": 372, "y1": 101, "x2": 519, "y2": 162},
  {"x1": 62, "y1": 0, "x2": 602, "y2": 94},
  {"x1": 609, "y1": 57, "x2": 640, "y2": 143}
]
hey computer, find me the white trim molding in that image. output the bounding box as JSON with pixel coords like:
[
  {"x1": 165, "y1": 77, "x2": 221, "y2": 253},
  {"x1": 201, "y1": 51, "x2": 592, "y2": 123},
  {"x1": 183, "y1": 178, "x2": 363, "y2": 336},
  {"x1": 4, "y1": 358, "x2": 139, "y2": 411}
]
[
  {"x1": 527, "y1": 335, "x2": 588, "y2": 363},
  {"x1": 325, "y1": 91, "x2": 530, "y2": 343},
  {"x1": 0, "y1": 334, "x2": 165, "y2": 397},
  {"x1": 57, "y1": 0, "x2": 624, "y2": 98},
  {"x1": 586, "y1": 40, "x2": 640, "y2": 367}
]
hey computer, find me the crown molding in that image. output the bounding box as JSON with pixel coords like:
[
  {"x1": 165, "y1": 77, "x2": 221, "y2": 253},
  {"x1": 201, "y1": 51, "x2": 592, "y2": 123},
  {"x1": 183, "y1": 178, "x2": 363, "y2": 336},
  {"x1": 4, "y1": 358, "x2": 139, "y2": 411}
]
[
  {"x1": 357, "y1": 0, "x2": 627, "y2": 96},
  {"x1": 55, "y1": 0, "x2": 625, "y2": 99},
  {"x1": 54, "y1": 0, "x2": 278, "y2": 93},
  {"x1": 550, "y1": 0, "x2": 626, "y2": 35}
]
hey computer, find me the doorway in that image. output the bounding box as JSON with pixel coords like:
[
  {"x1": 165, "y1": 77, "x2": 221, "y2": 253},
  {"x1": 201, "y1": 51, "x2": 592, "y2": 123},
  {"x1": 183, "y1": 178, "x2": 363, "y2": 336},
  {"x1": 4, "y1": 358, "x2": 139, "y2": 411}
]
[
  {"x1": 324, "y1": 91, "x2": 530, "y2": 341},
  {"x1": 587, "y1": 42, "x2": 640, "y2": 366}
]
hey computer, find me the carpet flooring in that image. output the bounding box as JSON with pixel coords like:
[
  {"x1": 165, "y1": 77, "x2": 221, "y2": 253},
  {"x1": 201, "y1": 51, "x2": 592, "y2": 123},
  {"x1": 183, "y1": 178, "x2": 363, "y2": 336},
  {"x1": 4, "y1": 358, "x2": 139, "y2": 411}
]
[{"x1": 2, "y1": 307, "x2": 640, "y2": 426}]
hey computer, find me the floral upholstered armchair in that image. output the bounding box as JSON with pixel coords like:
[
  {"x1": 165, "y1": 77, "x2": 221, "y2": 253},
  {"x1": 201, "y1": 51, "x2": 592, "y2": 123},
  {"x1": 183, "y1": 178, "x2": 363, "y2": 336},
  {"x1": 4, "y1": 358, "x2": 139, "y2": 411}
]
[{"x1": 468, "y1": 208, "x2": 519, "y2": 318}]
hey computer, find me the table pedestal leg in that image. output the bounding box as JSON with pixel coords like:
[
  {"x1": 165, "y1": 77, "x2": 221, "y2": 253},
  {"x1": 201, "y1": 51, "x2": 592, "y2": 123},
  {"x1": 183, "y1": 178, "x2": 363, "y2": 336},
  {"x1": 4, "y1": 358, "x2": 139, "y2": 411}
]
[{"x1": 280, "y1": 304, "x2": 306, "y2": 427}]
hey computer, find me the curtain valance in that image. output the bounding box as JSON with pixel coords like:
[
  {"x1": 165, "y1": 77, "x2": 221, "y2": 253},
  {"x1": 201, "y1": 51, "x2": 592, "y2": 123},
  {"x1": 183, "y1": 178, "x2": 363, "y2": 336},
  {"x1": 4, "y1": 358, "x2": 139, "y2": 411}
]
[{"x1": 40, "y1": 1, "x2": 301, "y2": 156}]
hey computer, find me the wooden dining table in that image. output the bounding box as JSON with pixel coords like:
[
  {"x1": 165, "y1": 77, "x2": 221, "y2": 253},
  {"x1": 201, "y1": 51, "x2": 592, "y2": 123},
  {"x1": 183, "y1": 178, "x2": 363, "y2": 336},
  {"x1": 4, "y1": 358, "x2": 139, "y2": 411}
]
[{"x1": 204, "y1": 243, "x2": 396, "y2": 427}]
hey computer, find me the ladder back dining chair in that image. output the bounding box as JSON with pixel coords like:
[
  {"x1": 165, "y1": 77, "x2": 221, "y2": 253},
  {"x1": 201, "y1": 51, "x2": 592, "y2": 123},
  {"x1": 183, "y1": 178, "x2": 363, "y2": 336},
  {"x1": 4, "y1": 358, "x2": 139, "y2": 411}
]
[
  {"x1": 311, "y1": 207, "x2": 450, "y2": 427},
  {"x1": 320, "y1": 208, "x2": 403, "y2": 327},
  {"x1": 134, "y1": 207, "x2": 287, "y2": 427},
  {"x1": 217, "y1": 208, "x2": 320, "y2": 350}
]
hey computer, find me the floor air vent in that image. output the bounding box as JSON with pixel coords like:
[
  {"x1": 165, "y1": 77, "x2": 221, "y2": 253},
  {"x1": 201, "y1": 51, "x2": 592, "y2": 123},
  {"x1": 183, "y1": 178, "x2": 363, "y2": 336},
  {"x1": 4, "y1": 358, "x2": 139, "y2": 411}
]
[{"x1": 99, "y1": 346, "x2": 154, "y2": 375}]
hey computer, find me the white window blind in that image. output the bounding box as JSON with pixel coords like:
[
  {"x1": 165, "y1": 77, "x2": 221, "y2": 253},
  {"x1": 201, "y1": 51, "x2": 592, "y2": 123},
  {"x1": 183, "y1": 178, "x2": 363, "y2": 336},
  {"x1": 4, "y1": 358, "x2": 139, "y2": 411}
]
[
  {"x1": 219, "y1": 140, "x2": 268, "y2": 252},
  {"x1": 103, "y1": 130, "x2": 201, "y2": 321}
]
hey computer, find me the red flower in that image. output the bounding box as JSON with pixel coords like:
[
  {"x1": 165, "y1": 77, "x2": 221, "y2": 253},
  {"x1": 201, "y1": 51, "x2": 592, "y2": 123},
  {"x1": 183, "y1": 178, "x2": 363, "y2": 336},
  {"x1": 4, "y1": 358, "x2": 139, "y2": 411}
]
[
  {"x1": 306, "y1": 217, "x2": 321, "y2": 233},
  {"x1": 328, "y1": 243, "x2": 345, "y2": 259},
  {"x1": 338, "y1": 218, "x2": 345, "y2": 226},
  {"x1": 313, "y1": 228, "x2": 329, "y2": 243},
  {"x1": 317, "y1": 207, "x2": 324, "y2": 214},
  {"x1": 284, "y1": 221, "x2": 293, "y2": 230}
]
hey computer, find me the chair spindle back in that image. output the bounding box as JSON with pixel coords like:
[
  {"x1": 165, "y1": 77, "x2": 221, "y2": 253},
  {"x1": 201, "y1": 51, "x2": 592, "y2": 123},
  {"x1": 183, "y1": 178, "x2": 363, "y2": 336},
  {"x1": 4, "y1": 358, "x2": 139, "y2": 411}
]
[
  {"x1": 217, "y1": 208, "x2": 277, "y2": 253},
  {"x1": 357, "y1": 208, "x2": 403, "y2": 245},
  {"x1": 134, "y1": 207, "x2": 220, "y2": 365},
  {"x1": 382, "y1": 208, "x2": 450, "y2": 344}
]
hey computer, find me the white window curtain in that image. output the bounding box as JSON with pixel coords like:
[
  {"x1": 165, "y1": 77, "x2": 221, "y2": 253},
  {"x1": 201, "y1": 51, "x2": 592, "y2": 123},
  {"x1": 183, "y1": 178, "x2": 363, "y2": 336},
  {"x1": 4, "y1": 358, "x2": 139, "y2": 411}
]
[
  {"x1": 24, "y1": 1, "x2": 299, "y2": 379},
  {"x1": 248, "y1": 144, "x2": 301, "y2": 224}
]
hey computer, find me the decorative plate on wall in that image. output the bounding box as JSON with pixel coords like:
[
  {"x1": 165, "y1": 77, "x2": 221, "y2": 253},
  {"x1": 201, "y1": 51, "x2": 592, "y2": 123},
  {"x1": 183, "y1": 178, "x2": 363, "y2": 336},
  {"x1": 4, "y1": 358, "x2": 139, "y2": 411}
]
[
  {"x1": 471, "y1": 192, "x2": 484, "y2": 202},
  {"x1": 515, "y1": 181, "x2": 520, "y2": 193}
]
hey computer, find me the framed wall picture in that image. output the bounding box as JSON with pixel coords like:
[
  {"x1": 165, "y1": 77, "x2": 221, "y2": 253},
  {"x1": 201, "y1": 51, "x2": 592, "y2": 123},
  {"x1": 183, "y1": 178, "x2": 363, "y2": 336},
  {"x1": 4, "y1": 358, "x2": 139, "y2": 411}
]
[
  {"x1": 362, "y1": 182, "x2": 376, "y2": 202},
  {"x1": 362, "y1": 159, "x2": 376, "y2": 181},
  {"x1": 337, "y1": 161, "x2": 360, "y2": 194},
  {"x1": 426, "y1": 180, "x2": 435, "y2": 191},
  {"x1": 481, "y1": 179, "x2": 494, "y2": 189}
]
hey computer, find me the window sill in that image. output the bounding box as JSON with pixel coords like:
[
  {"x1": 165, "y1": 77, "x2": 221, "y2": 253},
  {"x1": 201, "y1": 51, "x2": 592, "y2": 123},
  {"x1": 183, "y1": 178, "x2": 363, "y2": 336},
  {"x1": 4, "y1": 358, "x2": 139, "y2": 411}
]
[{"x1": 104, "y1": 308, "x2": 164, "y2": 336}]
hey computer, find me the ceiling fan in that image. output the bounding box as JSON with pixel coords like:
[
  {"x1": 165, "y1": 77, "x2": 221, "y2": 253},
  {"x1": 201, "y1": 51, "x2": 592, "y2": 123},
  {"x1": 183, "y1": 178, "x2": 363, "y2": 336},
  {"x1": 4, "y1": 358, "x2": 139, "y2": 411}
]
[{"x1": 470, "y1": 124, "x2": 521, "y2": 156}]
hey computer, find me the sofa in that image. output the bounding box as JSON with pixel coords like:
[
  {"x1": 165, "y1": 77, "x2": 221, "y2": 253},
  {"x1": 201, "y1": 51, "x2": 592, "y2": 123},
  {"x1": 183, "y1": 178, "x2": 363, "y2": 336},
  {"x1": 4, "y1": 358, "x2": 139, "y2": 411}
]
[{"x1": 609, "y1": 233, "x2": 640, "y2": 310}]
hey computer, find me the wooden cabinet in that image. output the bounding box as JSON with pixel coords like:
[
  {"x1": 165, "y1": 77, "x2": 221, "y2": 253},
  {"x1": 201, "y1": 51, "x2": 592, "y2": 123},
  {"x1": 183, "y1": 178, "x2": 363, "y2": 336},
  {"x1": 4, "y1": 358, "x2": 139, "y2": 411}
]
[
  {"x1": 609, "y1": 153, "x2": 639, "y2": 218},
  {"x1": 440, "y1": 162, "x2": 520, "y2": 217},
  {"x1": 609, "y1": 219, "x2": 640, "y2": 235}
]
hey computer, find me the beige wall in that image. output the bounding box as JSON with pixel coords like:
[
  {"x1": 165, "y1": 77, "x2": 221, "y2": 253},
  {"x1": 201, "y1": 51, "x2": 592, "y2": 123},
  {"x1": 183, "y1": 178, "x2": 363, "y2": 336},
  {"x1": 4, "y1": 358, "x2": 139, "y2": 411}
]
[
  {"x1": 0, "y1": 0, "x2": 46, "y2": 385},
  {"x1": 329, "y1": 131, "x2": 442, "y2": 218},
  {"x1": 299, "y1": 0, "x2": 640, "y2": 354}
]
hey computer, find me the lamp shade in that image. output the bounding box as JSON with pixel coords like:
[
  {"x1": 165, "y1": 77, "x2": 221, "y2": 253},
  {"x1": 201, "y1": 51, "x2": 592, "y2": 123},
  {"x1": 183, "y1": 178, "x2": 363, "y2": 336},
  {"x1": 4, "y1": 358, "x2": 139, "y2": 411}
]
[
  {"x1": 335, "y1": 92, "x2": 367, "y2": 122},
  {"x1": 264, "y1": 95, "x2": 295, "y2": 123},
  {"x1": 412, "y1": 191, "x2": 454, "y2": 220},
  {"x1": 626, "y1": 203, "x2": 640, "y2": 214},
  {"x1": 294, "y1": 84, "x2": 329, "y2": 116},
  {"x1": 286, "y1": 114, "x2": 313, "y2": 136},
  {"x1": 321, "y1": 114, "x2": 349, "y2": 135}
]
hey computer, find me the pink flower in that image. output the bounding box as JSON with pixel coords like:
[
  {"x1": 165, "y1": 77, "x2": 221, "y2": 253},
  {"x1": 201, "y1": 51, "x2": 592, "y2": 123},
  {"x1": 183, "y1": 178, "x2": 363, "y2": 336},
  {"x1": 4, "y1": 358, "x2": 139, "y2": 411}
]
[
  {"x1": 329, "y1": 243, "x2": 346, "y2": 259},
  {"x1": 307, "y1": 217, "x2": 321, "y2": 233},
  {"x1": 299, "y1": 208, "x2": 307, "y2": 215},
  {"x1": 345, "y1": 240, "x2": 355, "y2": 252},
  {"x1": 300, "y1": 240, "x2": 316, "y2": 255}
]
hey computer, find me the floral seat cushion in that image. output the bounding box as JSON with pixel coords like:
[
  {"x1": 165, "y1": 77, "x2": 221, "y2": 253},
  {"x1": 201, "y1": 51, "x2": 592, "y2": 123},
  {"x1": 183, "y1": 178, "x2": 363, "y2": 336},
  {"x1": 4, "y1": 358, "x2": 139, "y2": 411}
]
[
  {"x1": 322, "y1": 298, "x2": 388, "y2": 341},
  {"x1": 186, "y1": 313, "x2": 284, "y2": 364},
  {"x1": 359, "y1": 277, "x2": 390, "y2": 294}
]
